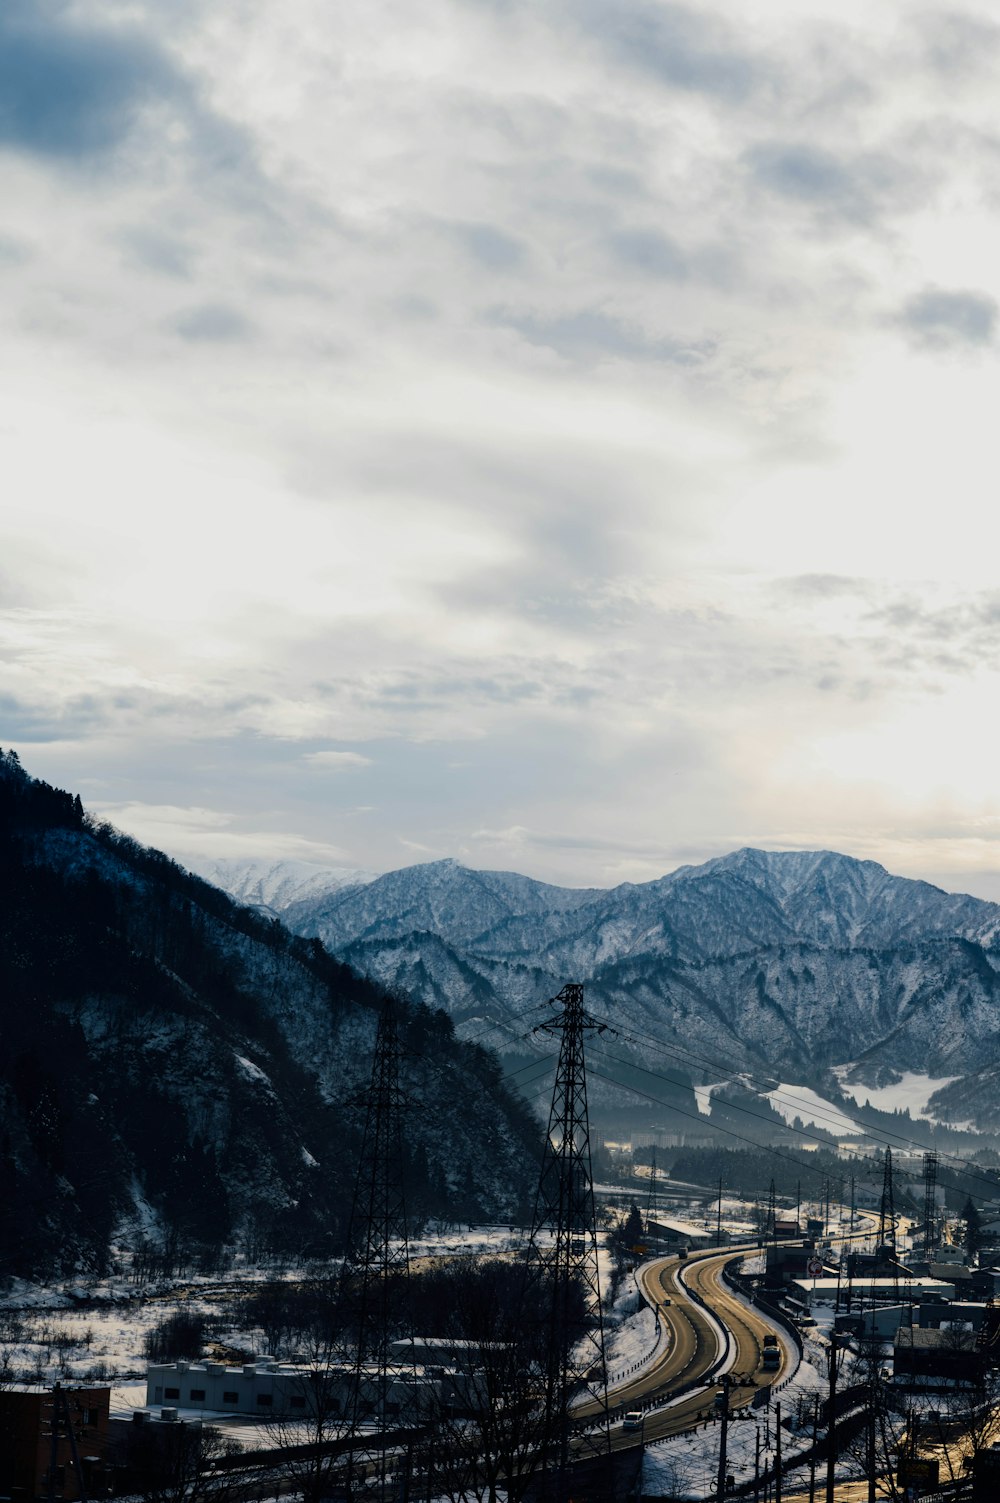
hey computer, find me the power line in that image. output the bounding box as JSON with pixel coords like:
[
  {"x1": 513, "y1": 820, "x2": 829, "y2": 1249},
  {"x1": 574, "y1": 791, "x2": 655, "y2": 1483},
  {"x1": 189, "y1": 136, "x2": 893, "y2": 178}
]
[
  {"x1": 601, "y1": 1023, "x2": 1000, "y2": 1204},
  {"x1": 617, "y1": 1021, "x2": 945, "y2": 1153},
  {"x1": 585, "y1": 1061, "x2": 853, "y2": 1188},
  {"x1": 586, "y1": 1045, "x2": 1000, "y2": 1206}
]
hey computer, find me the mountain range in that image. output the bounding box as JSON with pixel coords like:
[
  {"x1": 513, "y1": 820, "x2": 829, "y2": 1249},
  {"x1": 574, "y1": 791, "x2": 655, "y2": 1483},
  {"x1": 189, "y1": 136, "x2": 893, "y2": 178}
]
[{"x1": 206, "y1": 849, "x2": 1000, "y2": 1135}]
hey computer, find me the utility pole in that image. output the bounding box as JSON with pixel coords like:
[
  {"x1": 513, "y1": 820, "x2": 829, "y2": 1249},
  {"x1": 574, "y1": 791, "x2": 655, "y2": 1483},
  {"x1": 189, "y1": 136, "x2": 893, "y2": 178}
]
[
  {"x1": 845, "y1": 1175, "x2": 856, "y2": 1314},
  {"x1": 774, "y1": 1399, "x2": 782, "y2": 1503},
  {"x1": 825, "y1": 1336, "x2": 839, "y2": 1503},
  {"x1": 754, "y1": 1426, "x2": 761, "y2": 1503},
  {"x1": 866, "y1": 1381, "x2": 877, "y2": 1503},
  {"x1": 717, "y1": 1176, "x2": 723, "y2": 1247},
  {"x1": 923, "y1": 1151, "x2": 939, "y2": 1256},
  {"x1": 808, "y1": 1396, "x2": 818, "y2": 1503},
  {"x1": 526, "y1": 983, "x2": 612, "y2": 1502},
  {"x1": 878, "y1": 1147, "x2": 899, "y2": 1301},
  {"x1": 646, "y1": 1144, "x2": 658, "y2": 1236},
  {"x1": 45, "y1": 1385, "x2": 87, "y2": 1503},
  {"x1": 715, "y1": 1374, "x2": 730, "y2": 1503}
]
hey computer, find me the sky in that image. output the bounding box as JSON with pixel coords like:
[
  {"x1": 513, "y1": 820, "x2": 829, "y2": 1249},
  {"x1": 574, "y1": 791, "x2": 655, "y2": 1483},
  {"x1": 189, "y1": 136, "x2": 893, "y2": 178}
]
[{"x1": 4, "y1": 0, "x2": 1000, "y2": 898}]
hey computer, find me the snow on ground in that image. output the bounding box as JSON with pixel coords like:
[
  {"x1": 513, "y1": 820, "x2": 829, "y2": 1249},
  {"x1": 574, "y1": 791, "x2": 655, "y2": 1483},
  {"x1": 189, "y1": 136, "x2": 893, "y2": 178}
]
[
  {"x1": 407, "y1": 1223, "x2": 527, "y2": 1259},
  {"x1": 0, "y1": 1226, "x2": 537, "y2": 1392},
  {"x1": 604, "y1": 1270, "x2": 661, "y2": 1384},
  {"x1": 833, "y1": 1065, "x2": 961, "y2": 1122},
  {"x1": 693, "y1": 1081, "x2": 730, "y2": 1114},
  {"x1": 764, "y1": 1084, "x2": 857, "y2": 1137}
]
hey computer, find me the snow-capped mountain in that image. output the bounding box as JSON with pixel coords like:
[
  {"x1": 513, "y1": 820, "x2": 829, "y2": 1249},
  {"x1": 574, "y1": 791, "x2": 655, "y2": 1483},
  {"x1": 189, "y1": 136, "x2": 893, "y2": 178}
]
[
  {"x1": 213, "y1": 848, "x2": 1000, "y2": 1132},
  {"x1": 187, "y1": 856, "x2": 374, "y2": 913}
]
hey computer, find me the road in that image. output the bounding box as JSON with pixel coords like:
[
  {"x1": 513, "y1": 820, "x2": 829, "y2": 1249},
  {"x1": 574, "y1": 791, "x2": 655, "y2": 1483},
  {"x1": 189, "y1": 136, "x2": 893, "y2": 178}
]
[{"x1": 592, "y1": 1245, "x2": 793, "y2": 1449}]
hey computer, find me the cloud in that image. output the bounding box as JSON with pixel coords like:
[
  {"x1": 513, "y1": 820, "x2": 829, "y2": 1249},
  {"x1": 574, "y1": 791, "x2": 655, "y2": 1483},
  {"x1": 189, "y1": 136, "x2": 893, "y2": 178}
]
[
  {"x1": 918, "y1": 11, "x2": 1000, "y2": 80},
  {"x1": 895, "y1": 286, "x2": 998, "y2": 349},
  {"x1": 492, "y1": 305, "x2": 713, "y2": 365},
  {"x1": 449, "y1": 221, "x2": 527, "y2": 269},
  {"x1": 171, "y1": 303, "x2": 255, "y2": 342},
  {"x1": 570, "y1": 0, "x2": 760, "y2": 101},
  {"x1": 120, "y1": 227, "x2": 197, "y2": 280},
  {"x1": 90, "y1": 799, "x2": 353, "y2": 865},
  {"x1": 605, "y1": 227, "x2": 689, "y2": 280},
  {"x1": 0, "y1": 234, "x2": 31, "y2": 266},
  {"x1": 303, "y1": 750, "x2": 373, "y2": 769},
  {"x1": 774, "y1": 575, "x2": 870, "y2": 601},
  {"x1": 0, "y1": 2, "x2": 178, "y2": 160},
  {"x1": 746, "y1": 141, "x2": 911, "y2": 225}
]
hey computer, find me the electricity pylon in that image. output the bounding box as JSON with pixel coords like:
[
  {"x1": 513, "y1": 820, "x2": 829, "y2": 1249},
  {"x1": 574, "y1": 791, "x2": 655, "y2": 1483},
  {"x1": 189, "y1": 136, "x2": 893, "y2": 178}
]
[
  {"x1": 526, "y1": 983, "x2": 612, "y2": 1503},
  {"x1": 340, "y1": 997, "x2": 415, "y2": 1498},
  {"x1": 876, "y1": 1146, "x2": 899, "y2": 1305},
  {"x1": 923, "y1": 1151, "x2": 939, "y2": 1255}
]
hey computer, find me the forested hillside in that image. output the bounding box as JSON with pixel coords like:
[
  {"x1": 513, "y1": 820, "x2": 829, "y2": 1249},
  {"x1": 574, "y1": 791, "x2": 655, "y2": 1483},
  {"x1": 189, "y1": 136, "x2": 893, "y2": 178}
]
[{"x1": 0, "y1": 751, "x2": 541, "y2": 1279}]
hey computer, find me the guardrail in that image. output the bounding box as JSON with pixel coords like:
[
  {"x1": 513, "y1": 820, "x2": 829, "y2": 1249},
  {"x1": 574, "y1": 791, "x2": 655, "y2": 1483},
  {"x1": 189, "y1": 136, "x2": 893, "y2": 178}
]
[
  {"x1": 609, "y1": 1278, "x2": 665, "y2": 1385},
  {"x1": 679, "y1": 1256, "x2": 733, "y2": 1377}
]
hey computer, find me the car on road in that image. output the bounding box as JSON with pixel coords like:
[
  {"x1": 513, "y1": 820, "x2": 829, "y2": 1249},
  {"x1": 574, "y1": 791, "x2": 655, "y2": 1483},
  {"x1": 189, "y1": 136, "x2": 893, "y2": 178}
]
[{"x1": 622, "y1": 1411, "x2": 644, "y2": 1431}]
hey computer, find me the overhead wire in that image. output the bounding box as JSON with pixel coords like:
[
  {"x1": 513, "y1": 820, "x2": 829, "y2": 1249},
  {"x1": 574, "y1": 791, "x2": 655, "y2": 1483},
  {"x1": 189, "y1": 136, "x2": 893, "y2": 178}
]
[
  {"x1": 605, "y1": 1022, "x2": 1000, "y2": 1202},
  {"x1": 586, "y1": 1038, "x2": 1000, "y2": 1207},
  {"x1": 613, "y1": 1020, "x2": 954, "y2": 1155}
]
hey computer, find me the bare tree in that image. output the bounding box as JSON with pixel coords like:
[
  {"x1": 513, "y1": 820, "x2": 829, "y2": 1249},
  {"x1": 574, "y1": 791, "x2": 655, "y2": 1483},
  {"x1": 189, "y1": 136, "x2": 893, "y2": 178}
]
[
  {"x1": 411, "y1": 1256, "x2": 582, "y2": 1503},
  {"x1": 933, "y1": 1328, "x2": 1000, "y2": 1485},
  {"x1": 120, "y1": 1419, "x2": 250, "y2": 1503}
]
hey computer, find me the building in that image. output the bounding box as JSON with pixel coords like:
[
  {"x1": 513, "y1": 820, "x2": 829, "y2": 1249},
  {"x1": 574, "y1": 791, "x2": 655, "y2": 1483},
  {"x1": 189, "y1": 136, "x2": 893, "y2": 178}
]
[
  {"x1": 893, "y1": 1326, "x2": 981, "y2": 1387},
  {"x1": 972, "y1": 1441, "x2": 1000, "y2": 1500},
  {"x1": 773, "y1": 1218, "x2": 800, "y2": 1239},
  {"x1": 789, "y1": 1275, "x2": 956, "y2": 1306},
  {"x1": 645, "y1": 1216, "x2": 716, "y2": 1249},
  {"x1": 145, "y1": 1357, "x2": 447, "y2": 1423},
  {"x1": 0, "y1": 1384, "x2": 111, "y2": 1502}
]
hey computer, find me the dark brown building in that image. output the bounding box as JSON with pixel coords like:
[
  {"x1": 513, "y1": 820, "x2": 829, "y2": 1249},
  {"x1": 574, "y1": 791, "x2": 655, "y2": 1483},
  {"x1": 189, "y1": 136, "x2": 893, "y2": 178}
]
[
  {"x1": 893, "y1": 1326, "x2": 981, "y2": 1386},
  {"x1": 0, "y1": 1385, "x2": 111, "y2": 1501}
]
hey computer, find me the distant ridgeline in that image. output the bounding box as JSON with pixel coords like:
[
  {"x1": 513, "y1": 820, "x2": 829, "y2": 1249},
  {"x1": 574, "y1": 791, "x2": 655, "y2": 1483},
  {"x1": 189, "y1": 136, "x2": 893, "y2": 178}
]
[
  {"x1": 253, "y1": 843, "x2": 1000, "y2": 1145},
  {"x1": 0, "y1": 750, "x2": 541, "y2": 1279}
]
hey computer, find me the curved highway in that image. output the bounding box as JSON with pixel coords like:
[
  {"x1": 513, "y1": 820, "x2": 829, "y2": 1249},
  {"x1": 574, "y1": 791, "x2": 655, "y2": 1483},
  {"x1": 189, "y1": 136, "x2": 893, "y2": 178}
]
[
  {"x1": 601, "y1": 1212, "x2": 883, "y2": 1449},
  {"x1": 590, "y1": 1246, "x2": 793, "y2": 1449}
]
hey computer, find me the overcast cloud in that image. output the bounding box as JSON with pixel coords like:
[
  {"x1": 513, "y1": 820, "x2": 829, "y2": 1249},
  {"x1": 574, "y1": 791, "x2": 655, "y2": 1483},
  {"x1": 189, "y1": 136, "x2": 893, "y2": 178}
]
[{"x1": 4, "y1": 0, "x2": 1000, "y2": 899}]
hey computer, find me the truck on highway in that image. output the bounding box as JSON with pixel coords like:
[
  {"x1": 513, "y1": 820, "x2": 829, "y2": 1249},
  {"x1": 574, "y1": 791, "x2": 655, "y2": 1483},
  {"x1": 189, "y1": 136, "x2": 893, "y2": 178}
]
[{"x1": 762, "y1": 1346, "x2": 781, "y2": 1371}]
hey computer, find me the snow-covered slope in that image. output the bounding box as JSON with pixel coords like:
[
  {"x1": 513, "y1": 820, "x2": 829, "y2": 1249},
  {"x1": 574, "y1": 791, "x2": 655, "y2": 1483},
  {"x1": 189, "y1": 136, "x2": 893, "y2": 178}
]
[{"x1": 187, "y1": 856, "x2": 374, "y2": 912}]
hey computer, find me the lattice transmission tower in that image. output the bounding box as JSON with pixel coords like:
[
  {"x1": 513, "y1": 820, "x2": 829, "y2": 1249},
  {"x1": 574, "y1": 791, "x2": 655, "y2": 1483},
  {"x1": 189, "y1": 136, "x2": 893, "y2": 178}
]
[
  {"x1": 876, "y1": 1146, "x2": 899, "y2": 1301},
  {"x1": 923, "y1": 1151, "x2": 939, "y2": 1256},
  {"x1": 340, "y1": 996, "x2": 416, "y2": 1498},
  {"x1": 645, "y1": 1145, "x2": 658, "y2": 1237},
  {"x1": 525, "y1": 982, "x2": 612, "y2": 1502}
]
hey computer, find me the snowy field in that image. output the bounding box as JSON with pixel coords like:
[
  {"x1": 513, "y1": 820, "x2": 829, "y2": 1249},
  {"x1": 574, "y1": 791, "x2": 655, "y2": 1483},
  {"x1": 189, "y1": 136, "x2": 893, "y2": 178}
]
[
  {"x1": 764, "y1": 1084, "x2": 858, "y2": 1137},
  {"x1": 833, "y1": 1065, "x2": 962, "y2": 1123},
  {"x1": 0, "y1": 1222, "x2": 661, "y2": 1395}
]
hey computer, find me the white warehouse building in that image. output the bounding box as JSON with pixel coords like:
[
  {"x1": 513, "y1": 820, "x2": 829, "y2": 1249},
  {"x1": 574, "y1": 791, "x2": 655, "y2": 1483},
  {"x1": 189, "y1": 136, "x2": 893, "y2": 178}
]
[{"x1": 146, "y1": 1358, "x2": 442, "y2": 1420}]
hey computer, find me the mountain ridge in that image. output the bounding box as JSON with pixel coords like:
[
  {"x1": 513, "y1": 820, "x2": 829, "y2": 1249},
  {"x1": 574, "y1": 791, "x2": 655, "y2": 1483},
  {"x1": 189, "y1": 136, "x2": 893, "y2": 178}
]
[
  {"x1": 206, "y1": 846, "x2": 1000, "y2": 1133},
  {"x1": 0, "y1": 753, "x2": 542, "y2": 1278}
]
